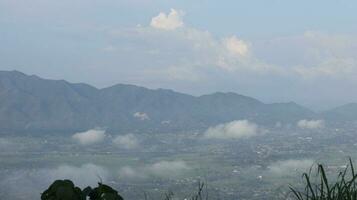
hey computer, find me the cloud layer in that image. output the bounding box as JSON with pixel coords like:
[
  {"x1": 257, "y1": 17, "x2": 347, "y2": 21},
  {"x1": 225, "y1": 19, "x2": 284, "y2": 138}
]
[
  {"x1": 297, "y1": 119, "x2": 325, "y2": 129},
  {"x1": 203, "y1": 120, "x2": 262, "y2": 140},
  {"x1": 72, "y1": 129, "x2": 106, "y2": 145},
  {"x1": 118, "y1": 160, "x2": 190, "y2": 180},
  {"x1": 113, "y1": 134, "x2": 139, "y2": 149}
]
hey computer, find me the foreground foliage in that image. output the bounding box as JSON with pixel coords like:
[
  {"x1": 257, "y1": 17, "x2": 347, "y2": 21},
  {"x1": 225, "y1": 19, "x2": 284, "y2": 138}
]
[
  {"x1": 290, "y1": 158, "x2": 357, "y2": 200},
  {"x1": 41, "y1": 180, "x2": 84, "y2": 200},
  {"x1": 41, "y1": 180, "x2": 206, "y2": 200},
  {"x1": 41, "y1": 180, "x2": 123, "y2": 200}
]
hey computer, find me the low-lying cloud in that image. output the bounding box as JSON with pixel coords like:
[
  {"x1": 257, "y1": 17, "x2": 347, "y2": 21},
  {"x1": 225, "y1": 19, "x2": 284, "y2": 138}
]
[
  {"x1": 113, "y1": 134, "x2": 139, "y2": 149},
  {"x1": 297, "y1": 119, "x2": 325, "y2": 129},
  {"x1": 118, "y1": 160, "x2": 190, "y2": 180},
  {"x1": 72, "y1": 129, "x2": 106, "y2": 145},
  {"x1": 203, "y1": 120, "x2": 264, "y2": 140}
]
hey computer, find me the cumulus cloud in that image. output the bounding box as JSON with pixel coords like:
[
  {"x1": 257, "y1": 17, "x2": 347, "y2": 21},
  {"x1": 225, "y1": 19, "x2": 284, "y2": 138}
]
[
  {"x1": 133, "y1": 112, "x2": 150, "y2": 120},
  {"x1": 223, "y1": 36, "x2": 250, "y2": 57},
  {"x1": 297, "y1": 119, "x2": 325, "y2": 129},
  {"x1": 150, "y1": 9, "x2": 184, "y2": 30},
  {"x1": 109, "y1": 12, "x2": 280, "y2": 82},
  {"x1": 113, "y1": 134, "x2": 139, "y2": 149},
  {"x1": 106, "y1": 22, "x2": 357, "y2": 109},
  {"x1": 268, "y1": 159, "x2": 314, "y2": 176},
  {"x1": 118, "y1": 160, "x2": 190, "y2": 180},
  {"x1": 72, "y1": 129, "x2": 106, "y2": 145},
  {"x1": 203, "y1": 120, "x2": 263, "y2": 140}
]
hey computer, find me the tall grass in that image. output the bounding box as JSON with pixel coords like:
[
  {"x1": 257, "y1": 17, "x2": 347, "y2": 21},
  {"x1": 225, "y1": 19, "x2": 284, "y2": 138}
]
[
  {"x1": 290, "y1": 158, "x2": 357, "y2": 200},
  {"x1": 159, "y1": 181, "x2": 207, "y2": 200}
]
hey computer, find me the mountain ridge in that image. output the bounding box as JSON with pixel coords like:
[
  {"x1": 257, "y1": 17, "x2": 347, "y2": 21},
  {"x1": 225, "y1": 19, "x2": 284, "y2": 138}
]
[{"x1": 0, "y1": 70, "x2": 351, "y2": 134}]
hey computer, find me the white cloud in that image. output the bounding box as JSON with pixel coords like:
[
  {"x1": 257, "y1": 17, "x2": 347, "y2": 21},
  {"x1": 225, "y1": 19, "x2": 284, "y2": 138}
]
[
  {"x1": 113, "y1": 134, "x2": 139, "y2": 149},
  {"x1": 108, "y1": 25, "x2": 357, "y2": 99},
  {"x1": 150, "y1": 9, "x2": 184, "y2": 30},
  {"x1": 133, "y1": 112, "x2": 150, "y2": 120},
  {"x1": 109, "y1": 16, "x2": 280, "y2": 82},
  {"x1": 223, "y1": 36, "x2": 250, "y2": 57},
  {"x1": 297, "y1": 119, "x2": 325, "y2": 129},
  {"x1": 118, "y1": 160, "x2": 190, "y2": 180},
  {"x1": 268, "y1": 159, "x2": 314, "y2": 176},
  {"x1": 203, "y1": 120, "x2": 263, "y2": 140},
  {"x1": 72, "y1": 129, "x2": 106, "y2": 145}
]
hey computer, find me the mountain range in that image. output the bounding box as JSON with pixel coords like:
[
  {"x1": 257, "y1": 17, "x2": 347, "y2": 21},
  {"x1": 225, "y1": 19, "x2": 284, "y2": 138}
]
[{"x1": 0, "y1": 70, "x2": 355, "y2": 134}]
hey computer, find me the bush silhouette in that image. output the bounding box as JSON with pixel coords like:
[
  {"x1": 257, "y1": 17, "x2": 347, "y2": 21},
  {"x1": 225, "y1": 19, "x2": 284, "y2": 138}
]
[
  {"x1": 42, "y1": 180, "x2": 123, "y2": 200},
  {"x1": 85, "y1": 183, "x2": 124, "y2": 200},
  {"x1": 41, "y1": 180, "x2": 85, "y2": 200}
]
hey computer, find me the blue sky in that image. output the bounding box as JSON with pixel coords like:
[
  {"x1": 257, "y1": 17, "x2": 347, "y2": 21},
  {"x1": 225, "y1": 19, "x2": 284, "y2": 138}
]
[{"x1": 1, "y1": 0, "x2": 357, "y2": 109}]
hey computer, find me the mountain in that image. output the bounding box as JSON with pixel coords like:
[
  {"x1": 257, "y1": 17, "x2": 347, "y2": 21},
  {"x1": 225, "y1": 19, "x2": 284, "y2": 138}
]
[
  {"x1": 0, "y1": 70, "x2": 318, "y2": 134},
  {"x1": 322, "y1": 103, "x2": 357, "y2": 123}
]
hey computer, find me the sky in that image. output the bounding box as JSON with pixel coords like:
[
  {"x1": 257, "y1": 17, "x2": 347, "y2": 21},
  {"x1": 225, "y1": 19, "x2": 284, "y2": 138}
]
[{"x1": 1, "y1": 0, "x2": 357, "y2": 110}]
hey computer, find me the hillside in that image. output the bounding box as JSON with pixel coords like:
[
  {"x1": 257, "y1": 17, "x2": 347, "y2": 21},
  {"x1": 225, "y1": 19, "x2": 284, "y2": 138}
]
[{"x1": 0, "y1": 70, "x2": 319, "y2": 133}]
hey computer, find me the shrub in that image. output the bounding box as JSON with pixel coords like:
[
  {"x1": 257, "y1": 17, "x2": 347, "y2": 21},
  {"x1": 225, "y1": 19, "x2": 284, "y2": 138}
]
[
  {"x1": 85, "y1": 183, "x2": 124, "y2": 200},
  {"x1": 42, "y1": 180, "x2": 123, "y2": 200},
  {"x1": 41, "y1": 180, "x2": 85, "y2": 200}
]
